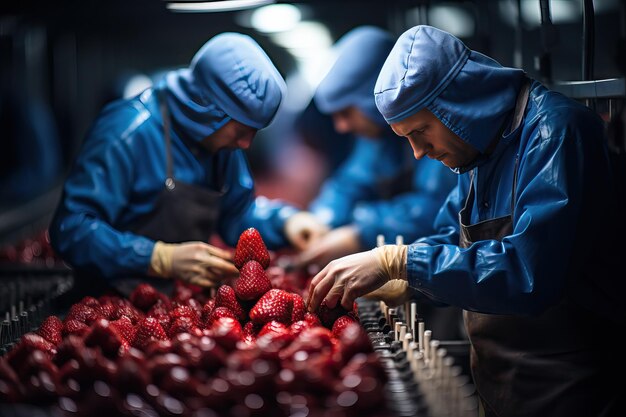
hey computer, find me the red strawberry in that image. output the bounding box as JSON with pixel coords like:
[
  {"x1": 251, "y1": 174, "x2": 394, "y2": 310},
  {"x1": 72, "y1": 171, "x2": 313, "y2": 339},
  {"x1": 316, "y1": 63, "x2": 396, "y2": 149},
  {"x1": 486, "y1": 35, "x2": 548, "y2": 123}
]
[
  {"x1": 37, "y1": 316, "x2": 63, "y2": 345},
  {"x1": 65, "y1": 303, "x2": 100, "y2": 325},
  {"x1": 95, "y1": 302, "x2": 116, "y2": 320},
  {"x1": 211, "y1": 317, "x2": 243, "y2": 350},
  {"x1": 169, "y1": 305, "x2": 199, "y2": 327},
  {"x1": 291, "y1": 294, "x2": 305, "y2": 323},
  {"x1": 214, "y1": 285, "x2": 246, "y2": 321},
  {"x1": 79, "y1": 296, "x2": 100, "y2": 309},
  {"x1": 289, "y1": 320, "x2": 312, "y2": 336},
  {"x1": 200, "y1": 299, "x2": 216, "y2": 324},
  {"x1": 317, "y1": 300, "x2": 351, "y2": 329},
  {"x1": 109, "y1": 316, "x2": 135, "y2": 343},
  {"x1": 234, "y1": 260, "x2": 272, "y2": 301},
  {"x1": 304, "y1": 312, "x2": 322, "y2": 327},
  {"x1": 204, "y1": 307, "x2": 238, "y2": 328},
  {"x1": 278, "y1": 327, "x2": 334, "y2": 360},
  {"x1": 242, "y1": 321, "x2": 260, "y2": 340},
  {"x1": 129, "y1": 283, "x2": 161, "y2": 311},
  {"x1": 249, "y1": 289, "x2": 293, "y2": 325},
  {"x1": 62, "y1": 319, "x2": 89, "y2": 337},
  {"x1": 331, "y1": 315, "x2": 358, "y2": 338},
  {"x1": 167, "y1": 316, "x2": 199, "y2": 338},
  {"x1": 112, "y1": 303, "x2": 143, "y2": 324},
  {"x1": 258, "y1": 320, "x2": 290, "y2": 338},
  {"x1": 132, "y1": 317, "x2": 168, "y2": 349},
  {"x1": 234, "y1": 227, "x2": 270, "y2": 269},
  {"x1": 84, "y1": 318, "x2": 124, "y2": 358}
]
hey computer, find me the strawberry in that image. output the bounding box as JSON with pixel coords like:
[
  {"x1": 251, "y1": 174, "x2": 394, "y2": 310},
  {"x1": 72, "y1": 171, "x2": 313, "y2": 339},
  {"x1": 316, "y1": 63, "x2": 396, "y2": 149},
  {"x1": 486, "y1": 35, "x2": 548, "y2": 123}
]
[
  {"x1": 169, "y1": 305, "x2": 199, "y2": 327},
  {"x1": 234, "y1": 260, "x2": 272, "y2": 301},
  {"x1": 204, "y1": 307, "x2": 239, "y2": 328},
  {"x1": 304, "y1": 312, "x2": 322, "y2": 327},
  {"x1": 65, "y1": 303, "x2": 100, "y2": 325},
  {"x1": 214, "y1": 285, "x2": 246, "y2": 321},
  {"x1": 37, "y1": 316, "x2": 63, "y2": 345},
  {"x1": 317, "y1": 300, "x2": 351, "y2": 329},
  {"x1": 278, "y1": 327, "x2": 334, "y2": 360},
  {"x1": 84, "y1": 318, "x2": 123, "y2": 358},
  {"x1": 200, "y1": 299, "x2": 216, "y2": 324},
  {"x1": 62, "y1": 319, "x2": 89, "y2": 337},
  {"x1": 331, "y1": 315, "x2": 358, "y2": 338},
  {"x1": 129, "y1": 283, "x2": 161, "y2": 311},
  {"x1": 79, "y1": 296, "x2": 100, "y2": 309},
  {"x1": 234, "y1": 227, "x2": 270, "y2": 269},
  {"x1": 168, "y1": 317, "x2": 199, "y2": 338},
  {"x1": 211, "y1": 317, "x2": 243, "y2": 351},
  {"x1": 95, "y1": 302, "x2": 116, "y2": 320},
  {"x1": 112, "y1": 303, "x2": 143, "y2": 324},
  {"x1": 132, "y1": 317, "x2": 168, "y2": 349},
  {"x1": 242, "y1": 321, "x2": 260, "y2": 340},
  {"x1": 258, "y1": 320, "x2": 290, "y2": 338},
  {"x1": 109, "y1": 316, "x2": 135, "y2": 343},
  {"x1": 291, "y1": 294, "x2": 305, "y2": 323},
  {"x1": 289, "y1": 320, "x2": 312, "y2": 336},
  {"x1": 249, "y1": 289, "x2": 293, "y2": 325}
]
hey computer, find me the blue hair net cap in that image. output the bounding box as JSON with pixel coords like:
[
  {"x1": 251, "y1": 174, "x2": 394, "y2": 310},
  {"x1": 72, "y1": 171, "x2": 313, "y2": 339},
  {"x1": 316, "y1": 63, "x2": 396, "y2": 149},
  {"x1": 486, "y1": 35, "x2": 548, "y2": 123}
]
[
  {"x1": 375, "y1": 25, "x2": 525, "y2": 153},
  {"x1": 164, "y1": 32, "x2": 286, "y2": 143},
  {"x1": 314, "y1": 26, "x2": 395, "y2": 127}
]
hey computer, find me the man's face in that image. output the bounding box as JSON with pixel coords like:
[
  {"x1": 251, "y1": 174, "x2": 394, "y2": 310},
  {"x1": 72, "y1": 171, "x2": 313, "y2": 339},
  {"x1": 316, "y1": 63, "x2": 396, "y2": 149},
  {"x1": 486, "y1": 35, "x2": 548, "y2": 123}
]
[
  {"x1": 202, "y1": 120, "x2": 258, "y2": 152},
  {"x1": 390, "y1": 108, "x2": 479, "y2": 169},
  {"x1": 331, "y1": 106, "x2": 383, "y2": 139}
]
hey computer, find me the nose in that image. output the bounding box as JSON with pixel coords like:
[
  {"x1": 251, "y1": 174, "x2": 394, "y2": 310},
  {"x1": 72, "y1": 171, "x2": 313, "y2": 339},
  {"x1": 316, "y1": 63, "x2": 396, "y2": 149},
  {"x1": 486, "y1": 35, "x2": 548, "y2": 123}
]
[{"x1": 408, "y1": 138, "x2": 431, "y2": 160}]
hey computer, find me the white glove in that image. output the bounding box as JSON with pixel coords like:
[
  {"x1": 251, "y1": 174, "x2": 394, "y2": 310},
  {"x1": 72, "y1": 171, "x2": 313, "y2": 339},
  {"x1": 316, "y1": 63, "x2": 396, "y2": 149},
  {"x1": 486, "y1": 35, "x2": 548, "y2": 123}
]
[
  {"x1": 148, "y1": 241, "x2": 239, "y2": 287},
  {"x1": 306, "y1": 244, "x2": 407, "y2": 311},
  {"x1": 284, "y1": 211, "x2": 329, "y2": 251}
]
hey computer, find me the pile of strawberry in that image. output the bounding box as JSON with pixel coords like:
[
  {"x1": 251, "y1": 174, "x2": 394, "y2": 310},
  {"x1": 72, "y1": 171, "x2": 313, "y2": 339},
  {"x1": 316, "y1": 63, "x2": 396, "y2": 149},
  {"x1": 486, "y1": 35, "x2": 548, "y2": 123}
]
[{"x1": 0, "y1": 228, "x2": 391, "y2": 417}]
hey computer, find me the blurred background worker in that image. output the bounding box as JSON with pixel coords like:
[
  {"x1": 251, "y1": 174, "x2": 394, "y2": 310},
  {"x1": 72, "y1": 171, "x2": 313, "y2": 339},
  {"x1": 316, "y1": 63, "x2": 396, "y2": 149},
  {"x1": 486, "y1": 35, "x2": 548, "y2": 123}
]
[
  {"x1": 49, "y1": 32, "x2": 324, "y2": 297},
  {"x1": 296, "y1": 26, "x2": 457, "y2": 265},
  {"x1": 292, "y1": 26, "x2": 461, "y2": 339},
  {"x1": 307, "y1": 25, "x2": 625, "y2": 417}
]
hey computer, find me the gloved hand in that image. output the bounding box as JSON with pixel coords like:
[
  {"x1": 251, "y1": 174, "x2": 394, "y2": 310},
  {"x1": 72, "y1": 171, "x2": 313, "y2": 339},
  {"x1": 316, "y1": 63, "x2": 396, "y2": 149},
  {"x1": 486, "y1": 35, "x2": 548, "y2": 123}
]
[
  {"x1": 292, "y1": 225, "x2": 362, "y2": 270},
  {"x1": 148, "y1": 241, "x2": 239, "y2": 287},
  {"x1": 306, "y1": 244, "x2": 407, "y2": 311},
  {"x1": 284, "y1": 211, "x2": 329, "y2": 251},
  {"x1": 363, "y1": 279, "x2": 415, "y2": 307}
]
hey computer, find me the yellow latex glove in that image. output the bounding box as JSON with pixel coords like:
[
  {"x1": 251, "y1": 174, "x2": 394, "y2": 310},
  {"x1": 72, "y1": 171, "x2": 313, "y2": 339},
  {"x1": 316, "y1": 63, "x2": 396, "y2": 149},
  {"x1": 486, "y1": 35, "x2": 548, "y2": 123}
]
[
  {"x1": 292, "y1": 225, "x2": 362, "y2": 270},
  {"x1": 148, "y1": 241, "x2": 239, "y2": 287},
  {"x1": 306, "y1": 244, "x2": 407, "y2": 311},
  {"x1": 363, "y1": 279, "x2": 415, "y2": 307},
  {"x1": 284, "y1": 211, "x2": 329, "y2": 251}
]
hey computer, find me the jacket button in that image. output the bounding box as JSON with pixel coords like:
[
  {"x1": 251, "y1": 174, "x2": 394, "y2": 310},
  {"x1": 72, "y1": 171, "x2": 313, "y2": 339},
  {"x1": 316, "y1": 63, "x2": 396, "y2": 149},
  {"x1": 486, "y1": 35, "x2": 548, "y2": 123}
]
[{"x1": 482, "y1": 201, "x2": 489, "y2": 208}]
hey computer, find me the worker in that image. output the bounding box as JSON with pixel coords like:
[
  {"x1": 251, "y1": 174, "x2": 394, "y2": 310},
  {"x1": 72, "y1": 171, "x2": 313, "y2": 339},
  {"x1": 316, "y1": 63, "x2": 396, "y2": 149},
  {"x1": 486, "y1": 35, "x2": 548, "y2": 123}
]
[
  {"x1": 49, "y1": 32, "x2": 324, "y2": 296},
  {"x1": 307, "y1": 25, "x2": 625, "y2": 417},
  {"x1": 296, "y1": 26, "x2": 456, "y2": 268}
]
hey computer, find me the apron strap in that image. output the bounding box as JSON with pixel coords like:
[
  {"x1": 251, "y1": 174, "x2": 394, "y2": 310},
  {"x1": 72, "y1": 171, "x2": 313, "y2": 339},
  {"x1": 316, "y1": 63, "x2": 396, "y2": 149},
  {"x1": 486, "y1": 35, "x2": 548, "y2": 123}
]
[{"x1": 157, "y1": 89, "x2": 175, "y2": 190}]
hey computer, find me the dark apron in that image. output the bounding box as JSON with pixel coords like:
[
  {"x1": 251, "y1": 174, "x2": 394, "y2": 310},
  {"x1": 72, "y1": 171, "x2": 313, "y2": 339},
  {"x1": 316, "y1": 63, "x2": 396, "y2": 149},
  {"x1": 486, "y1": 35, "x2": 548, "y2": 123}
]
[
  {"x1": 112, "y1": 89, "x2": 225, "y2": 297},
  {"x1": 460, "y1": 81, "x2": 621, "y2": 417}
]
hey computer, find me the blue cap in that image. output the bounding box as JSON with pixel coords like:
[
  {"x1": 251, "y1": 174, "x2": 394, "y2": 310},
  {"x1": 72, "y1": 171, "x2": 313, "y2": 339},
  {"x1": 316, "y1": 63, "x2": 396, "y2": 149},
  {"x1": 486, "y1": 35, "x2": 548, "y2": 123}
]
[
  {"x1": 375, "y1": 25, "x2": 524, "y2": 153},
  {"x1": 314, "y1": 26, "x2": 395, "y2": 128},
  {"x1": 163, "y1": 32, "x2": 286, "y2": 143}
]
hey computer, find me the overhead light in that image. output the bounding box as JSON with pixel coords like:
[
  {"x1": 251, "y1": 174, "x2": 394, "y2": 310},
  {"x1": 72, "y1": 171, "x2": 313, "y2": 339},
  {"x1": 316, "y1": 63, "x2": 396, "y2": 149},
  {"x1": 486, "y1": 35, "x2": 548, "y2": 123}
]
[
  {"x1": 250, "y1": 4, "x2": 301, "y2": 33},
  {"x1": 167, "y1": 0, "x2": 275, "y2": 13}
]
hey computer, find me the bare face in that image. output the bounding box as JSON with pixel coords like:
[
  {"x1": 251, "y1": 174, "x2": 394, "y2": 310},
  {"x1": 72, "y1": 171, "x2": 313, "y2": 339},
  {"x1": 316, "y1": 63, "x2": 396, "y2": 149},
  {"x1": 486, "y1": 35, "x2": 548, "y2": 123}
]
[
  {"x1": 390, "y1": 109, "x2": 479, "y2": 169},
  {"x1": 201, "y1": 120, "x2": 258, "y2": 152},
  {"x1": 332, "y1": 106, "x2": 383, "y2": 139}
]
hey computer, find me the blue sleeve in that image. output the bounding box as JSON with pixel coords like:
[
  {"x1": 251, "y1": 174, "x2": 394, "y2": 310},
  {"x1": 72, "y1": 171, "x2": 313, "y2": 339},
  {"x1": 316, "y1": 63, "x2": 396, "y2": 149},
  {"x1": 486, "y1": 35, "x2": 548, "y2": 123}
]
[
  {"x1": 49, "y1": 115, "x2": 155, "y2": 280},
  {"x1": 353, "y1": 157, "x2": 458, "y2": 247},
  {"x1": 217, "y1": 150, "x2": 298, "y2": 249},
  {"x1": 308, "y1": 139, "x2": 383, "y2": 227},
  {"x1": 406, "y1": 124, "x2": 585, "y2": 316}
]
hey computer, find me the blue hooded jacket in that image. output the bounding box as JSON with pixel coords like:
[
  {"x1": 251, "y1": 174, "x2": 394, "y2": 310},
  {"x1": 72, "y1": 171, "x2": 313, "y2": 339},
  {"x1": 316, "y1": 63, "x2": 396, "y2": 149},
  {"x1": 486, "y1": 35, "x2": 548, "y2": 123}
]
[
  {"x1": 50, "y1": 33, "x2": 298, "y2": 280},
  {"x1": 310, "y1": 26, "x2": 457, "y2": 247},
  {"x1": 375, "y1": 25, "x2": 623, "y2": 321}
]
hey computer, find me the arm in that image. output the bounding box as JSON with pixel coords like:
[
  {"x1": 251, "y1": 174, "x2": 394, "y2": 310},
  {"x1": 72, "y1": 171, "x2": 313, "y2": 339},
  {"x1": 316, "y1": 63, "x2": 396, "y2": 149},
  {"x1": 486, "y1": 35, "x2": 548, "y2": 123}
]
[
  {"x1": 49, "y1": 123, "x2": 155, "y2": 280},
  {"x1": 309, "y1": 139, "x2": 386, "y2": 227},
  {"x1": 353, "y1": 157, "x2": 458, "y2": 246},
  {"x1": 407, "y1": 132, "x2": 582, "y2": 315}
]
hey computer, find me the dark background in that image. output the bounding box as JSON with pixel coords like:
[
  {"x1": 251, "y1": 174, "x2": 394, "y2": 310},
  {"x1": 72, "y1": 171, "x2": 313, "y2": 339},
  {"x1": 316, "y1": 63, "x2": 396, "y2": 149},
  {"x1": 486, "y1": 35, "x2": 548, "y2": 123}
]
[{"x1": 1, "y1": 0, "x2": 625, "y2": 246}]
